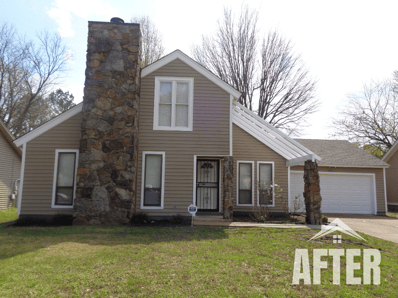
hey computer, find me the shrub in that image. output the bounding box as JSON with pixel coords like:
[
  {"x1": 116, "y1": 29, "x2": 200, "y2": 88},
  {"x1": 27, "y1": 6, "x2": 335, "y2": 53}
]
[
  {"x1": 171, "y1": 214, "x2": 185, "y2": 224},
  {"x1": 13, "y1": 216, "x2": 49, "y2": 226},
  {"x1": 52, "y1": 214, "x2": 74, "y2": 226},
  {"x1": 130, "y1": 212, "x2": 149, "y2": 224}
]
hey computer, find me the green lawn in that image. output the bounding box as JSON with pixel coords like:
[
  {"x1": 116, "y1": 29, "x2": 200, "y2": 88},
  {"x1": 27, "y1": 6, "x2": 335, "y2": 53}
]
[{"x1": 0, "y1": 209, "x2": 397, "y2": 297}]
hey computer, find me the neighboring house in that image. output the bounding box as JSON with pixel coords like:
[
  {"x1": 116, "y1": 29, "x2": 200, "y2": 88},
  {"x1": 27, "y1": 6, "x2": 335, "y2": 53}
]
[
  {"x1": 11, "y1": 18, "x2": 388, "y2": 224},
  {"x1": 382, "y1": 141, "x2": 398, "y2": 211},
  {"x1": 0, "y1": 120, "x2": 21, "y2": 209},
  {"x1": 291, "y1": 140, "x2": 389, "y2": 215}
]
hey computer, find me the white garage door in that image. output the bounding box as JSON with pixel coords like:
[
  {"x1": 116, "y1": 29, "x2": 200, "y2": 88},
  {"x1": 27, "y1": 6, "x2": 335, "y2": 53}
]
[{"x1": 290, "y1": 172, "x2": 376, "y2": 214}]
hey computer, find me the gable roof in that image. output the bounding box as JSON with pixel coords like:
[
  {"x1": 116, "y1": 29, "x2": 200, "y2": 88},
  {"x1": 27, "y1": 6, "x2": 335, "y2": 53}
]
[
  {"x1": 382, "y1": 140, "x2": 398, "y2": 162},
  {"x1": 141, "y1": 50, "x2": 241, "y2": 99},
  {"x1": 232, "y1": 102, "x2": 321, "y2": 166},
  {"x1": 0, "y1": 119, "x2": 22, "y2": 157},
  {"x1": 13, "y1": 103, "x2": 83, "y2": 147},
  {"x1": 295, "y1": 139, "x2": 389, "y2": 168}
]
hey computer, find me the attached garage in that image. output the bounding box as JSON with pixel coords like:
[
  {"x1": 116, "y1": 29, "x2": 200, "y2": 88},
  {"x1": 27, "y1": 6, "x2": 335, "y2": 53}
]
[
  {"x1": 290, "y1": 171, "x2": 376, "y2": 214},
  {"x1": 290, "y1": 139, "x2": 389, "y2": 215}
]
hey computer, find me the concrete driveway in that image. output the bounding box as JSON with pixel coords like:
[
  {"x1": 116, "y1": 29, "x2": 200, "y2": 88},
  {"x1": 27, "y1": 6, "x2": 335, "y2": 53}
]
[{"x1": 325, "y1": 214, "x2": 398, "y2": 243}]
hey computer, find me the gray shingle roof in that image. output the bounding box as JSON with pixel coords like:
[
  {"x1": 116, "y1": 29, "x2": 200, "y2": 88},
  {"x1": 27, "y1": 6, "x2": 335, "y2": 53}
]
[{"x1": 294, "y1": 139, "x2": 389, "y2": 168}]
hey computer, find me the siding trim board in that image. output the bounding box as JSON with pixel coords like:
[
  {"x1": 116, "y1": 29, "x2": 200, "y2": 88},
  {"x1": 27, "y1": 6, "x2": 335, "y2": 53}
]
[
  {"x1": 383, "y1": 168, "x2": 388, "y2": 212},
  {"x1": 51, "y1": 149, "x2": 79, "y2": 209},
  {"x1": 229, "y1": 95, "x2": 233, "y2": 156},
  {"x1": 17, "y1": 143, "x2": 26, "y2": 215}
]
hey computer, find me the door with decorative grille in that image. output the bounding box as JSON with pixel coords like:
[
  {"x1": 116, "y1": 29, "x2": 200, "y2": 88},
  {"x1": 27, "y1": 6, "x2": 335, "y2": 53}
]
[{"x1": 196, "y1": 160, "x2": 219, "y2": 211}]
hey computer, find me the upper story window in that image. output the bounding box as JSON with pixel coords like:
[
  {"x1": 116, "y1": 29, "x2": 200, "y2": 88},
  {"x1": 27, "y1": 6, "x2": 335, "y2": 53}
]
[{"x1": 153, "y1": 77, "x2": 194, "y2": 131}]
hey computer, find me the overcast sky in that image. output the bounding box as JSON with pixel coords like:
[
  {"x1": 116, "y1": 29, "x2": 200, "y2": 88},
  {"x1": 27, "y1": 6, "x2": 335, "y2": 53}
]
[{"x1": 2, "y1": 0, "x2": 398, "y2": 139}]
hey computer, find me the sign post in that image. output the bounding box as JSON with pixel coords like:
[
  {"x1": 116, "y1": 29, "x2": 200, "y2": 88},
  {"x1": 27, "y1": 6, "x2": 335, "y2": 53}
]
[{"x1": 188, "y1": 204, "x2": 197, "y2": 227}]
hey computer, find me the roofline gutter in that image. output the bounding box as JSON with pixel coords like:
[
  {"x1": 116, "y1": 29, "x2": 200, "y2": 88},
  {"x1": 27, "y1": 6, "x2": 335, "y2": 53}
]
[
  {"x1": 382, "y1": 141, "x2": 398, "y2": 162},
  {"x1": 290, "y1": 164, "x2": 390, "y2": 169},
  {"x1": 286, "y1": 154, "x2": 320, "y2": 167}
]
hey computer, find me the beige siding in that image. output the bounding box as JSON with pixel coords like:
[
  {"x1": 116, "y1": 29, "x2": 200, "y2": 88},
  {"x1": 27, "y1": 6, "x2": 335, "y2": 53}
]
[
  {"x1": 291, "y1": 165, "x2": 387, "y2": 213},
  {"x1": 0, "y1": 131, "x2": 21, "y2": 209},
  {"x1": 385, "y1": 150, "x2": 398, "y2": 205},
  {"x1": 21, "y1": 113, "x2": 82, "y2": 215},
  {"x1": 232, "y1": 124, "x2": 288, "y2": 212},
  {"x1": 138, "y1": 59, "x2": 230, "y2": 215}
]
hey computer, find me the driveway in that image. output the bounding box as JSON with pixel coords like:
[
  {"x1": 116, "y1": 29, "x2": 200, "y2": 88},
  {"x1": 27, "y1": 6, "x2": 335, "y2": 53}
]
[{"x1": 325, "y1": 214, "x2": 398, "y2": 243}]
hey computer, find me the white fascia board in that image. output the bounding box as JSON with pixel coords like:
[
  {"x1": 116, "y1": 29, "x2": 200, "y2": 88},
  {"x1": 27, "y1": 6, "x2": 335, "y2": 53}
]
[
  {"x1": 382, "y1": 140, "x2": 398, "y2": 162},
  {"x1": 14, "y1": 103, "x2": 83, "y2": 147},
  {"x1": 232, "y1": 105, "x2": 322, "y2": 162},
  {"x1": 234, "y1": 102, "x2": 321, "y2": 159},
  {"x1": 141, "y1": 50, "x2": 241, "y2": 99},
  {"x1": 232, "y1": 105, "x2": 310, "y2": 158}
]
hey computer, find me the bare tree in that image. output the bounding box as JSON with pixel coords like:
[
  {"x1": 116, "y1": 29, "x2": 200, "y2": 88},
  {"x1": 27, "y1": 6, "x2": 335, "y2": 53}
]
[
  {"x1": 393, "y1": 70, "x2": 398, "y2": 94},
  {"x1": 0, "y1": 23, "x2": 69, "y2": 137},
  {"x1": 332, "y1": 80, "x2": 398, "y2": 153},
  {"x1": 193, "y1": 6, "x2": 318, "y2": 134},
  {"x1": 131, "y1": 15, "x2": 164, "y2": 67},
  {"x1": 257, "y1": 31, "x2": 318, "y2": 134},
  {"x1": 193, "y1": 6, "x2": 258, "y2": 110}
]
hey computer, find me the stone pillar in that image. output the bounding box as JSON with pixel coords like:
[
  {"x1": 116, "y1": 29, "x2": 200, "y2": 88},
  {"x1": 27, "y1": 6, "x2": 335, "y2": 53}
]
[
  {"x1": 303, "y1": 160, "x2": 322, "y2": 225},
  {"x1": 74, "y1": 18, "x2": 141, "y2": 225},
  {"x1": 222, "y1": 156, "x2": 234, "y2": 219}
]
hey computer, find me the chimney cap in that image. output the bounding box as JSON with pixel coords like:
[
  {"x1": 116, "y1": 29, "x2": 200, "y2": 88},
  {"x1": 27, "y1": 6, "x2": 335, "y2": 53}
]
[{"x1": 110, "y1": 17, "x2": 124, "y2": 24}]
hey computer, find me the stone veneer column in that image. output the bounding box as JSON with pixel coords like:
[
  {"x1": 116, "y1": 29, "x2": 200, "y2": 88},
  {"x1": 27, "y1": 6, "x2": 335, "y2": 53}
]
[
  {"x1": 74, "y1": 18, "x2": 141, "y2": 225},
  {"x1": 223, "y1": 156, "x2": 234, "y2": 219},
  {"x1": 303, "y1": 160, "x2": 322, "y2": 225}
]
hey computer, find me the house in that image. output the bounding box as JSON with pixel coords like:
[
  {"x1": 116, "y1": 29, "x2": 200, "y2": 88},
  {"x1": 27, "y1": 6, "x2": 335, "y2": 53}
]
[
  {"x1": 0, "y1": 119, "x2": 21, "y2": 209},
  {"x1": 12, "y1": 18, "x2": 388, "y2": 224},
  {"x1": 290, "y1": 139, "x2": 389, "y2": 215},
  {"x1": 382, "y1": 141, "x2": 398, "y2": 211}
]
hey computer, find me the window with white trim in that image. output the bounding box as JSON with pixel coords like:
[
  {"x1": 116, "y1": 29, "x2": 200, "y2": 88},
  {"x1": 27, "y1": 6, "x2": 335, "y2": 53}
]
[
  {"x1": 52, "y1": 149, "x2": 79, "y2": 208},
  {"x1": 237, "y1": 161, "x2": 254, "y2": 206},
  {"x1": 141, "y1": 152, "x2": 165, "y2": 209},
  {"x1": 153, "y1": 77, "x2": 194, "y2": 131},
  {"x1": 258, "y1": 162, "x2": 274, "y2": 206}
]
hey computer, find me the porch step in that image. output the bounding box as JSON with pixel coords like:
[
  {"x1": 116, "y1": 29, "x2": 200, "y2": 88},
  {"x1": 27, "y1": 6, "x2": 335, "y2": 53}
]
[{"x1": 193, "y1": 215, "x2": 233, "y2": 226}]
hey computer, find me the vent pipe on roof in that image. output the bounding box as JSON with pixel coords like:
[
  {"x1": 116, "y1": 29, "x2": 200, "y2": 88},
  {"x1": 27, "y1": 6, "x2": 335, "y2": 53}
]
[{"x1": 110, "y1": 17, "x2": 124, "y2": 24}]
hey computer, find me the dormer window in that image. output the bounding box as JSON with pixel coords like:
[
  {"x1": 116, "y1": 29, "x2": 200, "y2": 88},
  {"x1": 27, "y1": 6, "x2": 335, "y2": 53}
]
[{"x1": 153, "y1": 76, "x2": 194, "y2": 131}]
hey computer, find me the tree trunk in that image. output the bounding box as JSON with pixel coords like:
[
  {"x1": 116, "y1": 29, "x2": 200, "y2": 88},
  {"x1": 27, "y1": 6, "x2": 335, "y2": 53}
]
[{"x1": 303, "y1": 160, "x2": 322, "y2": 225}]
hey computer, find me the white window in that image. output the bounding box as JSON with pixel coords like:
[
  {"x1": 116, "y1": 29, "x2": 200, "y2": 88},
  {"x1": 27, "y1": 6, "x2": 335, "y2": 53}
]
[
  {"x1": 237, "y1": 161, "x2": 254, "y2": 206},
  {"x1": 153, "y1": 76, "x2": 194, "y2": 131},
  {"x1": 141, "y1": 151, "x2": 165, "y2": 209},
  {"x1": 257, "y1": 161, "x2": 275, "y2": 206},
  {"x1": 52, "y1": 149, "x2": 79, "y2": 208}
]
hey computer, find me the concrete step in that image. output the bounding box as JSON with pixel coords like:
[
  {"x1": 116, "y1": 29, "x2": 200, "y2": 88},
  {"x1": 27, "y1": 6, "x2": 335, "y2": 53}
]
[
  {"x1": 194, "y1": 216, "x2": 231, "y2": 222},
  {"x1": 193, "y1": 215, "x2": 233, "y2": 226}
]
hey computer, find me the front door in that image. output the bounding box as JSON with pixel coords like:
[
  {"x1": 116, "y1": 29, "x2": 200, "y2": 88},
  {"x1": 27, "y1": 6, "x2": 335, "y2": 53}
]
[{"x1": 196, "y1": 160, "x2": 219, "y2": 211}]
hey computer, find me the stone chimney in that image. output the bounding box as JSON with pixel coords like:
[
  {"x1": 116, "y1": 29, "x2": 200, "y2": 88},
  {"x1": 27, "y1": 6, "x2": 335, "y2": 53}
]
[{"x1": 74, "y1": 18, "x2": 141, "y2": 225}]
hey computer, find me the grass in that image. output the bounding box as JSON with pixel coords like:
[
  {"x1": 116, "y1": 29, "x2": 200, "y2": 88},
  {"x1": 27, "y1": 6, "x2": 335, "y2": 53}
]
[
  {"x1": 0, "y1": 207, "x2": 18, "y2": 224},
  {"x1": 386, "y1": 212, "x2": 398, "y2": 219},
  {"x1": 0, "y1": 210, "x2": 398, "y2": 297}
]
